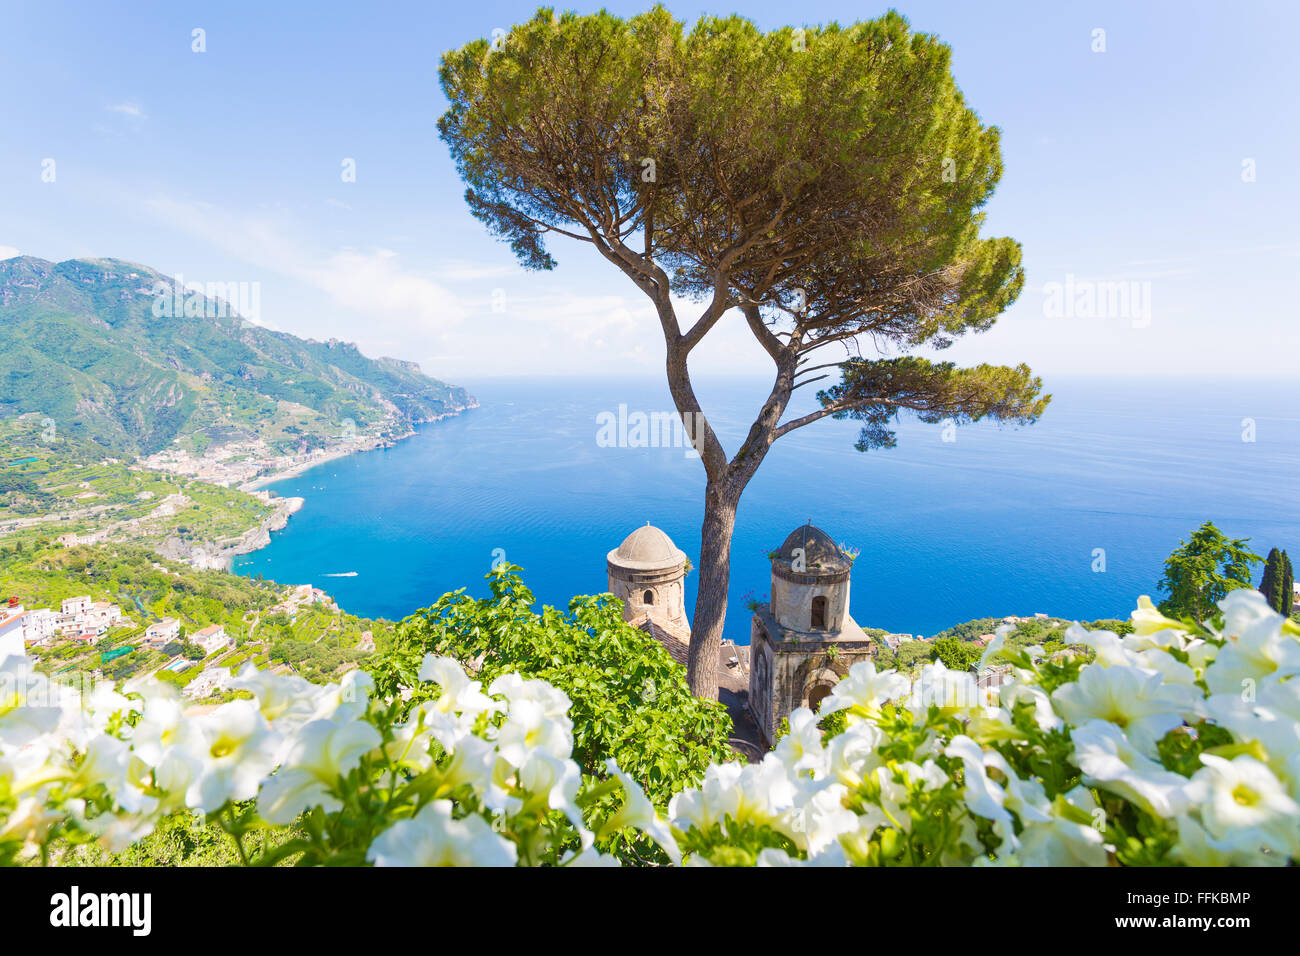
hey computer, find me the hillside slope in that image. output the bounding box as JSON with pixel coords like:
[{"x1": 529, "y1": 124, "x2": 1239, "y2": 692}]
[{"x1": 0, "y1": 255, "x2": 473, "y2": 456}]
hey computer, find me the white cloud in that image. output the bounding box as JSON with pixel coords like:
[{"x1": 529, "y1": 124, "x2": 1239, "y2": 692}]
[
  {"x1": 304, "y1": 248, "x2": 464, "y2": 332},
  {"x1": 432, "y1": 258, "x2": 522, "y2": 282},
  {"x1": 107, "y1": 101, "x2": 146, "y2": 119},
  {"x1": 142, "y1": 196, "x2": 466, "y2": 336},
  {"x1": 0, "y1": 246, "x2": 20, "y2": 260}
]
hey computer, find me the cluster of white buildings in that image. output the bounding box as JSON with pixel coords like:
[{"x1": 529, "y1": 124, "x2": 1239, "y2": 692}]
[
  {"x1": 56, "y1": 595, "x2": 126, "y2": 640},
  {"x1": 140, "y1": 619, "x2": 229, "y2": 656},
  {"x1": 0, "y1": 595, "x2": 131, "y2": 657}
]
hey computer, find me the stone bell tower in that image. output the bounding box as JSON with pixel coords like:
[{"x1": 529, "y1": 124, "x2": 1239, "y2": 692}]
[
  {"x1": 748, "y1": 521, "x2": 875, "y2": 747},
  {"x1": 606, "y1": 522, "x2": 689, "y2": 631}
]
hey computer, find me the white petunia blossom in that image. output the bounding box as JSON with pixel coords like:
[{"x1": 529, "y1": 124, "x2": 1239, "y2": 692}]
[
  {"x1": 1070, "y1": 719, "x2": 1202, "y2": 817},
  {"x1": 774, "y1": 708, "x2": 828, "y2": 777},
  {"x1": 819, "y1": 661, "x2": 909, "y2": 722},
  {"x1": 489, "y1": 673, "x2": 574, "y2": 766},
  {"x1": 1205, "y1": 590, "x2": 1300, "y2": 696},
  {"x1": 177, "y1": 700, "x2": 279, "y2": 813},
  {"x1": 257, "y1": 717, "x2": 382, "y2": 824},
  {"x1": 1192, "y1": 753, "x2": 1300, "y2": 858},
  {"x1": 1050, "y1": 663, "x2": 1200, "y2": 756},
  {"x1": 367, "y1": 800, "x2": 517, "y2": 867}
]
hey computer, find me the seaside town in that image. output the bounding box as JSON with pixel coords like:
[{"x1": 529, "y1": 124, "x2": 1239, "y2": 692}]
[
  {"x1": 0, "y1": 581, "x2": 367, "y2": 703},
  {"x1": 139, "y1": 431, "x2": 397, "y2": 492}
]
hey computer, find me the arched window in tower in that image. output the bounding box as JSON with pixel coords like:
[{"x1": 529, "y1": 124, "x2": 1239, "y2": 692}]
[
  {"x1": 643, "y1": 589, "x2": 655, "y2": 606},
  {"x1": 810, "y1": 595, "x2": 828, "y2": 629},
  {"x1": 807, "y1": 682, "x2": 834, "y2": 712}
]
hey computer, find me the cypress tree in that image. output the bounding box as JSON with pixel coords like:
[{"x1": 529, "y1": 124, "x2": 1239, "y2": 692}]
[
  {"x1": 1260, "y1": 548, "x2": 1283, "y2": 613},
  {"x1": 1282, "y1": 550, "x2": 1295, "y2": 616}
]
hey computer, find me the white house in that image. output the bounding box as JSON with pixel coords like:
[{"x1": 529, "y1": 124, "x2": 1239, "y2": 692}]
[
  {"x1": 85, "y1": 601, "x2": 123, "y2": 629},
  {"x1": 61, "y1": 595, "x2": 93, "y2": 616},
  {"x1": 0, "y1": 605, "x2": 26, "y2": 659},
  {"x1": 21, "y1": 609, "x2": 58, "y2": 646},
  {"x1": 192, "y1": 624, "x2": 231, "y2": 656},
  {"x1": 142, "y1": 617, "x2": 181, "y2": 649},
  {"x1": 183, "y1": 666, "x2": 233, "y2": 699}
]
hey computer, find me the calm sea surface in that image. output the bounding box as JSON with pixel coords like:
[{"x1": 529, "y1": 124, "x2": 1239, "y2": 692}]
[{"x1": 232, "y1": 376, "x2": 1300, "y2": 642}]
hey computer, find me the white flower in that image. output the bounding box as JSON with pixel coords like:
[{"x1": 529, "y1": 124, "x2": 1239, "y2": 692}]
[
  {"x1": 1192, "y1": 754, "x2": 1300, "y2": 857},
  {"x1": 753, "y1": 844, "x2": 849, "y2": 866},
  {"x1": 1070, "y1": 625, "x2": 1136, "y2": 668},
  {"x1": 966, "y1": 706, "x2": 1024, "y2": 744},
  {"x1": 0, "y1": 655, "x2": 66, "y2": 751},
  {"x1": 998, "y1": 681, "x2": 1064, "y2": 733},
  {"x1": 1051, "y1": 663, "x2": 1200, "y2": 756},
  {"x1": 819, "y1": 661, "x2": 909, "y2": 722},
  {"x1": 441, "y1": 734, "x2": 502, "y2": 806},
  {"x1": 562, "y1": 845, "x2": 622, "y2": 867},
  {"x1": 178, "y1": 700, "x2": 279, "y2": 813},
  {"x1": 418, "y1": 655, "x2": 501, "y2": 721},
  {"x1": 791, "y1": 783, "x2": 858, "y2": 856},
  {"x1": 825, "y1": 721, "x2": 885, "y2": 790},
  {"x1": 1206, "y1": 590, "x2": 1300, "y2": 695},
  {"x1": 257, "y1": 717, "x2": 381, "y2": 824},
  {"x1": 944, "y1": 735, "x2": 1019, "y2": 849},
  {"x1": 670, "y1": 756, "x2": 796, "y2": 833},
  {"x1": 489, "y1": 674, "x2": 573, "y2": 766},
  {"x1": 910, "y1": 661, "x2": 979, "y2": 714},
  {"x1": 126, "y1": 680, "x2": 186, "y2": 767},
  {"x1": 756, "y1": 847, "x2": 803, "y2": 866},
  {"x1": 1130, "y1": 648, "x2": 1199, "y2": 688},
  {"x1": 1070, "y1": 720, "x2": 1201, "y2": 817},
  {"x1": 1010, "y1": 788, "x2": 1109, "y2": 866},
  {"x1": 601, "y1": 759, "x2": 680, "y2": 864},
  {"x1": 1204, "y1": 693, "x2": 1300, "y2": 791},
  {"x1": 1169, "y1": 814, "x2": 1279, "y2": 867},
  {"x1": 229, "y1": 664, "x2": 323, "y2": 730},
  {"x1": 510, "y1": 749, "x2": 586, "y2": 838},
  {"x1": 0, "y1": 796, "x2": 61, "y2": 854},
  {"x1": 1184, "y1": 638, "x2": 1218, "y2": 675},
  {"x1": 774, "y1": 708, "x2": 827, "y2": 777},
  {"x1": 63, "y1": 682, "x2": 139, "y2": 749},
  {"x1": 311, "y1": 669, "x2": 374, "y2": 723},
  {"x1": 367, "y1": 800, "x2": 516, "y2": 866},
  {"x1": 1129, "y1": 597, "x2": 1192, "y2": 644}
]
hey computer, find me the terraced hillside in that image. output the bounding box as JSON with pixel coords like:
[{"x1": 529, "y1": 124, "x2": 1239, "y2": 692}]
[{"x1": 0, "y1": 255, "x2": 473, "y2": 456}]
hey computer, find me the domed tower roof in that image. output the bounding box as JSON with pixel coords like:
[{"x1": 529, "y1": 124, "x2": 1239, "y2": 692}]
[
  {"x1": 607, "y1": 523, "x2": 687, "y2": 572},
  {"x1": 772, "y1": 522, "x2": 852, "y2": 575}
]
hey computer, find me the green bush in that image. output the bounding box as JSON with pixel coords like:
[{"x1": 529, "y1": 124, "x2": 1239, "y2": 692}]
[{"x1": 371, "y1": 567, "x2": 733, "y2": 818}]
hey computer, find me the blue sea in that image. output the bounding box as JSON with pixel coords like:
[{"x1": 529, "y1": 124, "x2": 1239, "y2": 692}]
[{"x1": 232, "y1": 376, "x2": 1300, "y2": 642}]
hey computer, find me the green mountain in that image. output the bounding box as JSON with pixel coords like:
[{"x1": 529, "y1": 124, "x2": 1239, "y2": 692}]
[{"x1": 0, "y1": 255, "x2": 474, "y2": 456}]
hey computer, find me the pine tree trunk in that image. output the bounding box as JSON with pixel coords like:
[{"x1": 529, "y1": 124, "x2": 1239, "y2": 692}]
[{"x1": 687, "y1": 482, "x2": 740, "y2": 700}]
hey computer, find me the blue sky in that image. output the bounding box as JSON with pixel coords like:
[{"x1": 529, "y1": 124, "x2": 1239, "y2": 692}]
[{"x1": 1, "y1": 0, "x2": 1296, "y2": 380}]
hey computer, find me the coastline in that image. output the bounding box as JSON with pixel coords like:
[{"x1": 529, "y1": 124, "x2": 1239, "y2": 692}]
[
  {"x1": 239, "y1": 403, "x2": 478, "y2": 492},
  {"x1": 211, "y1": 494, "x2": 306, "y2": 571},
  {"x1": 222, "y1": 402, "x2": 479, "y2": 568}
]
